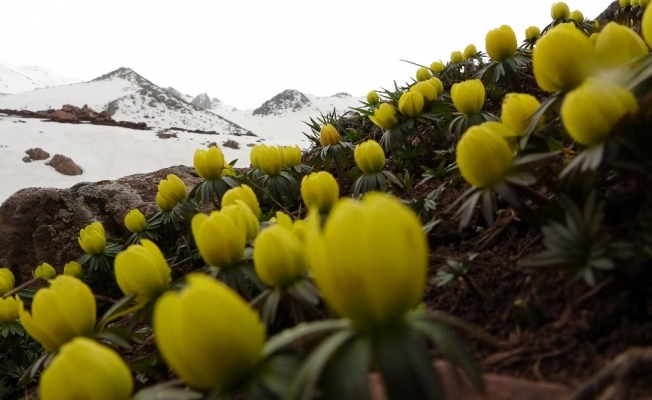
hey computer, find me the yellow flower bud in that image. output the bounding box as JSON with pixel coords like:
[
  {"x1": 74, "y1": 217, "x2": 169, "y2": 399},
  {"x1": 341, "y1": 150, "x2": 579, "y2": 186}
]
[
  {"x1": 398, "y1": 91, "x2": 424, "y2": 117},
  {"x1": 223, "y1": 160, "x2": 237, "y2": 177},
  {"x1": 156, "y1": 174, "x2": 187, "y2": 211},
  {"x1": 450, "y1": 51, "x2": 464, "y2": 64},
  {"x1": 282, "y1": 145, "x2": 302, "y2": 168},
  {"x1": 369, "y1": 103, "x2": 399, "y2": 129},
  {"x1": 533, "y1": 24, "x2": 597, "y2": 93},
  {"x1": 319, "y1": 124, "x2": 341, "y2": 147},
  {"x1": 124, "y1": 209, "x2": 146, "y2": 233},
  {"x1": 641, "y1": 0, "x2": 649, "y2": 8},
  {"x1": 570, "y1": 10, "x2": 584, "y2": 23},
  {"x1": 551, "y1": 2, "x2": 570, "y2": 19},
  {"x1": 416, "y1": 67, "x2": 431, "y2": 82},
  {"x1": 430, "y1": 61, "x2": 445, "y2": 73},
  {"x1": 291, "y1": 220, "x2": 308, "y2": 243},
  {"x1": 34, "y1": 263, "x2": 57, "y2": 280},
  {"x1": 354, "y1": 140, "x2": 386, "y2": 173},
  {"x1": 632, "y1": 0, "x2": 640, "y2": 5},
  {"x1": 589, "y1": 32, "x2": 600, "y2": 45},
  {"x1": 254, "y1": 225, "x2": 307, "y2": 288},
  {"x1": 301, "y1": 171, "x2": 339, "y2": 214},
  {"x1": 39, "y1": 337, "x2": 133, "y2": 400},
  {"x1": 456, "y1": 125, "x2": 514, "y2": 188},
  {"x1": 480, "y1": 121, "x2": 519, "y2": 152},
  {"x1": 192, "y1": 211, "x2": 245, "y2": 267},
  {"x1": 257, "y1": 145, "x2": 284, "y2": 176},
  {"x1": 644, "y1": 5, "x2": 652, "y2": 48},
  {"x1": 451, "y1": 79, "x2": 485, "y2": 115},
  {"x1": 501, "y1": 92, "x2": 544, "y2": 136},
  {"x1": 0, "y1": 267, "x2": 15, "y2": 296},
  {"x1": 153, "y1": 274, "x2": 265, "y2": 391},
  {"x1": 428, "y1": 77, "x2": 444, "y2": 96},
  {"x1": 410, "y1": 81, "x2": 437, "y2": 101},
  {"x1": 307, "y1": 193, "x2": 427, "y2": 332},
  {"x1": 366, "y1": 90, "x2": 380, "y2": 105},
  {"x1": 525, "y1": 26, "x2": 541, "y2": 40},
  {"x1": 485, "y1": 25, "x2": 517, "y2": 62},
  {"x1": 114, "y1": 240, "x2": 171, "y2": 303},
  {"x1": 0, "y1": 295, "x2": 20, "y2": 324},
  {"x1": 78, "y1": 221, "x2": 106, "y2": 256},
  {"x1": 250, "y1": 144, "x2": 263, "y2": 169},
  {"x1": 63, "y1": 261, "x2": 82, "y2": 278},
  {"x1": 463, "y1": 44, "x2": 478, "y2": 59},
  {"x1": 272, "y1": 211, "x2": 293, "y2": 230},
  {"x1": 222, "y1": 184, "x2": 261, "y2": 219},
  {"x1": 220, "y1": 201, "x2": 260, "y2": 242},
  {"x1": 561, "y1": 78, "x2": 639, "y2": 147},
  {"x1": 19, "y1": 275, "x2": 96, "y2": 352},
  {"x1": 594, "y1": 22, "x2": 648, "y2": 69},
  {"x1": 619, "y1": 0, "x2": 630, "y2": 6},
  {"x1": 193, "y1": 146, "x2": 225, "y2": 180}
]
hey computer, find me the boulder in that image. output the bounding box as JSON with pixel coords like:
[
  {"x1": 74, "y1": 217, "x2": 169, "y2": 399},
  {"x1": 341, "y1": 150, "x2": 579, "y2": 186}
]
[
  {"x1": 222, "y1": 139, "x2": 240, "y2": 149},
  {"x1": 25, "y1": 148, "x2": 50, "y2": 161},
  {"x1": 50, "y1": 110, "x2": 79, "y2": 123},
  {"x1": 49, "y1": 154, "x2": 83, "y2": 176},
  {"x1": 0, "y1": 165, "x2": 201, "y2": 283}
]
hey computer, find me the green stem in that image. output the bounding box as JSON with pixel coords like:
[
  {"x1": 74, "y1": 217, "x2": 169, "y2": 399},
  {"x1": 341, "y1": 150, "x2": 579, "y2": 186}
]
[
  {"x1": 96, "y1": 302, "x2": 146, "y2": 331},
  {"x1": 2, "y1": 277, "x2": 45, "y2": 298}
]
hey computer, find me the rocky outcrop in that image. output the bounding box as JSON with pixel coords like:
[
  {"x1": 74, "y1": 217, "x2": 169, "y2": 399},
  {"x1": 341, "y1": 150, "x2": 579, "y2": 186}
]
[
  {"x1": 0, "y1": 104, "x2": 148, "y2": 130},
  {"x1": 49, "y1": 154, "x2": 83, "y2": 176},
  {"x1": 0, "y1": 165, "x2": 201, "y2": 283},
  {"x1": 191, "y1": 93, "x2": 212, "y2": 110},
  {"x1": 596, "y1": 1, "x2": 620, "y2": 25},
  {"x1": 25, "y1": 148, "x2": 50, "y2": 161},
  {"x1": 252, "y1": 89, "x2": 312, "y2": 116}
]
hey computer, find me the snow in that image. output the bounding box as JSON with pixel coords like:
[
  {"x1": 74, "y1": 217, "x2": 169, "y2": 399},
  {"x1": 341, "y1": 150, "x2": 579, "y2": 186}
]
[{"x1": 0, "y1": 60, "x2": 81, "y2": 95}]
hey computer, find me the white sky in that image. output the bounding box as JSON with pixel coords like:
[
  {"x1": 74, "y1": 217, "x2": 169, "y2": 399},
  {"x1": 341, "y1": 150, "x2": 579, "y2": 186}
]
[{"x1": 2, "y1": 0, "x2": 610, "y2": 110}]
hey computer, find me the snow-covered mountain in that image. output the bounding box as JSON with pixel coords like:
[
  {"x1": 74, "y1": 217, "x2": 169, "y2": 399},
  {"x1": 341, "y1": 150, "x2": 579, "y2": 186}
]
[
  {"x1": 191, "y1": 93, "x2": 238, "y2": 114},
  {"x1": 0, "y1": 61, "x2": 82, "y2": 95},
  {"x1": 163, "y1": 87, "x2": 194, "y2": 103}
]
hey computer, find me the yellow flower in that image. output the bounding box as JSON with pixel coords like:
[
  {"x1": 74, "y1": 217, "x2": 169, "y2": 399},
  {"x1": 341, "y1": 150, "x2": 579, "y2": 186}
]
[
  {"x1": 154, "y1": 274, "x2": 265, "y2": 391},
  {"x1": 451, "y1": 79, "x2": 485, "y2": 115},
  {"x1": 641, "y1": 0, "x2": 650, "y2": 8},
  {"x1": 257, "y1": 145, "x2": 284, "y2": 176},
  {"x1": 551, "y1": 2, "x2": 570, "y2": 19},
  {"x1": 463, "y1": 44, "x2": 478, "y2": 59},
  {"x1": 410, "y1": 81, "x2": 437, "y2": 101},
  {"x1": 282, "y1": 145, "x2": 302, "y2": 168},
  {"x1": 192, "y1": 211, "x2": 245, "y2": 267},
  {"x1": 525, "y1": 26, "x2": 541, "y2": 40},
  {"x1": 620, "y1": 0, "x2": 630, "y2": 6},
  {"x1": 250, "y1": 144, "x2": 263, "y2": 169},
  {"x1": 78, "y1": 221, "x2": 106, "y2": 256},
  {"x1": 428, "y1": 77, "x2": 444, "y2": 96},
  {"x1": 34, "y1": 263, "x2": 57, "y2": 280},
  {"x1": 416, "y1": 67, "x2": 431, "y2": 82},
  {"x1": 271, "y1": 211, "x2": 293, "y2": 230},
  {"x1": 0, "y1": 295, "x2": 20, "y2": 324},
  {"x1": 561, "y1": 78, "x2": 639, "y2": 147},
  {"x1": 63, "y1": 261, "x2": 82, "y2": 278},
  {"x1": 369, "y1": 103, "x2": 398, "y2": 129},
  {"x1": 644, "y1": 5, "x2": 652, "y2": 49},
  {"x1": 589, "y1": 32, "x2": 600, "y2": 45},
  {"x1": 570, "y1": 10, "x2": 584, "y2": 23},
  {"x1": 533, "y1": 24, "x2": 597, "y2": 93},
  {"x1": 291, "y1": 220, "x2": 308, "y2": 243},
  {"x1": 124, "y1": 209, "x2": 146, "y2": 233},
  {"x1": 306, "y1": 193, "x2": 427, "y2": 333},
  {"x1": 222, "y1": 184, "x2": 261, "y2": 219},
  {"x1": 594, "y1": 22, "x2": 648, "y2": 70},
  {"x1": 430, "y1": 61, "x2": 445, "y2": 73},
  {"x1": 39, "y1": 337, "x2": 133, "y2": 400},
  {"x1": 398, "y1": 91, "x2": 424, "y2": 117},
  {"x1": 223, "y1": 160, "x2": 237, "y2": 177},
  {"x1": 456, "y1": 125, "x2": 514, "y2": 188},
  {"x1": 193, "y1": 146, "x2": 225, "y2": 180},
  {"x1": 501, "y1": 93, "x2": 544, "y2": 136},
  {"x1": 301, "y1": 171, "x2": 339, "y2": 214},
  {"x1": 254, "y1": 225, "x2": 307, "y2": 288},
  {"x1": 220, "y1": 201, "x2": 260, "y2": 242},
  {"x1": 366, "y1": 90, "x2": 379, "y2": 105},
  {"x1": 450, "y1": 51, "x2": 464, "y2": 64},
  {"x1": 319, "y1": 124, "x2": 341, "y2": 147},
  {"x1": 485, "y1": 25, "x2": 517, "y2": 62},
  {"x1": 354, "y1": 140, "x2": 386, "y2": 173},
  {"x1": 114, "y1": 240, "x2": 171, "y2": 303},
  {"x1": 633, "y1": 0, "x2": 640, "y2": 5},
  {"x1": 156, "y1": 174, "x2": 187, "y2": 211},
  {"x1": 480, "y1": 121, "x2": 519, "y2": 152},
  {"x1": 19, "y1": 275, "x2": 96, "y2": 352},
  {"x1": 0, "y1": 267, "x2": 14, "y2": 296}
]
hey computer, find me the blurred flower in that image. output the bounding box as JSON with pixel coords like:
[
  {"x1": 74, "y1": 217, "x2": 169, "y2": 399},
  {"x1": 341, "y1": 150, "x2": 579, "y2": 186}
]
[
  {"x1": 271, "y1": 211, "x2": 293, "y2": 230},
  {"x1": 589, "y1": 32, "x2": 600, "y2": 45},
  {"x1": 0, "y1": 267, "x2": 15, "y2": 296},
  {"x1": 282, "y1": 145, "x2": 302, "y2": 168},
  {"x1": 561, "y1": 78, "x2": 639, "y2": 146},
  {"x1": 192, "y1": 211, "x2": 245, "y2": 267},
  {"x1": 307, "y1": 193, "x2": 427, "y2": 332},
  {"x1": 250, "y1": 144, "x2": 263, "y2": 169},
  {"x1": 463, "y1": 44, "x2": 478, "y2": 59},
  {"x1": 258, "y1": 145, "x2": 284, "y2": 176},
  {"x1": 19, "y1": 275, "x2": 96, "y2": 352},
  {"x1": 220, "y1": 200, "x2": 260, "y2": 242},
  {"x1": 533, "y1": 24, "x2": 597, "y2": 92},
  {"x1": 34, "y1": 263, "x2": 56, "y2": 280},
  {"x1": 156, "y1": 174, "x2": 188, "y2": 211},
  {"x1": 63, "y1": 261, "x2": 82, "y2": 278},
  {"x1": 525, "y1": 26, "x2": 541, "y2": 40},
  {"x1": 354, "y1": 140, "x2": 386, "y2": 173},
  {"x1": 39, "y1": 337, "x2": 133, "y2": 400},
  {"x1": 154, "y1": 274, "x2": 265, "y2": 391},
  {"x1": 619, "y1": 0, "x2": 630, "y2": 7},
  {"x1": 428, "y1": 77, "x2": 444, "y2": 96},
  {"x1": 645, "y1": 5, "x2": 652, "y2": 48},
  {"x1": 551, "y1": 2, "x2": 570, "y2": 19},
  {"x1": 0, "y1": 295, "x2": 20, "y2": 324},
  {"x1": 594, "y1": 22, "x2": 648, "y2": 69},
  {"x1": 485, "y1": 25, "x2": 517, "y2": 62},
  {"x1": 301, "y1": 171, "x2": 339, "y2": 214},
  {"x1": 450, "y1": 50, "x2": 464, "y2": 64},
  {"x1": 410, "y1": 81, "x2": 437, "y2": 101},
  {"x1": 254, "y1": 225, "x2": 307, "y2": 288},
  {"x1": 641, "y1": 0, "x2": 649, "y2": 8},
  {"x1": 398, "y1": 91, "x2": 424, "y2": 117},
  {"x1": 369, "y1": 103, "x2": 398, "y2": 129},
  {"x1": 480, "y1": 121, "x2": 520, "y2": 152},
  {"x1": 451, "y1": 79, "x2": 485, "y2": 115},
  {"x1": 194, "y1": 146, "x2": 225, "y2": 180},
  {"x1": 430, "y1": 61, "x2": 445, "y2": 73},
  {"x1": 222, "y1": 184, "x2": 261, "y2": 219},
  {"x1": 570, "y1": 10, "x2": 584, "y2": 23},
  {"x1": 366, "y1": 90, "x2": 379, "y2": 105},
  {"x1": 78, "y1": 221, "x2": 106, "y2": 256},
  {"x1": 416, "y1": 66, "x2": 431, "y2": 82},
  {"x1": 291, "y1": 219, "x2": 308, "y2": 243},
  {"x1": 124, "y1": 209, "x2": 146, "y2": 233},
  {"x1": 114, "y1": 240, "x2": 171, "y2": 303},
  {"x1": 319, "y1": 124, "x2": 341, "y2": 147},
  {"x1": 456, "y1": 125, "x2": 513, "y2": 188},
  {"x1": 501, "y1": 92, "x2": 544, "y2": 136}
]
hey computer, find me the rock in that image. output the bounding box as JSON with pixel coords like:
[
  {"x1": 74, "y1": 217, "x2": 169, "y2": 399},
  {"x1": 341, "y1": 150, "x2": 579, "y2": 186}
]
[
  {"x1": 0, "y1": 165, "x2": 201, "y2": 283},
  {"x1": 22, "y1": 156, "x2": 31, "y2": 163},
  {"x1": 25, "y1": 148, "x2": 50, "y2": 161},
  {"x1": 49, "y1": 110, "x2": 79, "y2": 123},
  {"x1": 49, "y1": 154, "x2": 83, "y2": 176},
  {"x1": 222, "y1": 139, "x2": 240, "y2": 149},
  {"x1": 157, "y1": 131, "x2": 178, "y2": 139}
]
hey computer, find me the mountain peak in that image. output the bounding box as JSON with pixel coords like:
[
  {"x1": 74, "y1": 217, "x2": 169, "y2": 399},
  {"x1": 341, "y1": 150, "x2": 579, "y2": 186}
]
[
  {"x1": 333, "y1": 92, "x2": 351, "y2": 98},
  {"x1": 191, "y1": 93, "x2": 212, "y2": 109},
  {"x1": 91, "y1": 67, "x2": 146, "y2": 85},
  {"x1": 252, "y1": 89, "x2": 312, "y2": 117}
]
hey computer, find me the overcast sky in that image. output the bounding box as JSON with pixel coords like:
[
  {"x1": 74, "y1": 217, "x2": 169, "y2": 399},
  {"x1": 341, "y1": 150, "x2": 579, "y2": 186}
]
[{"x1": 3, "y1": 0, "x2": 610, "y2": 110}]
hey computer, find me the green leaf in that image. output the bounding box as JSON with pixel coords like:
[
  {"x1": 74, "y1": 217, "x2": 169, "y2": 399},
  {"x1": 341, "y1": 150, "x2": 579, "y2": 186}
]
[
  {"x1": 263, "y1": 319, "x2": 350, "y2": 357},
  {"x1": 95, "y1": 293, "x2": 137, "y2": 332},
  {"x1": 321, "y1": 336, "x2": 372, "y2": 400}
]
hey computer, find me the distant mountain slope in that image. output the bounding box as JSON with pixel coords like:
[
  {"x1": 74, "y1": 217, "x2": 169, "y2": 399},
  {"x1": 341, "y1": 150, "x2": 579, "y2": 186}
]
[{"x1": 0, "y1": 60, "x2": 82, "y2": 95}]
